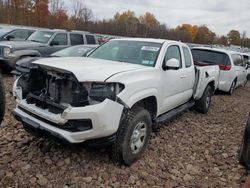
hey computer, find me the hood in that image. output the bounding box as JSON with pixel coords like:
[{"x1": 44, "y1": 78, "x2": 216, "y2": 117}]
[
  {"x1": 33, "y1": 57, "x2": 148, "y2": 82},
  {"x1": 0, "y1": 40, "x2": 44, "y2": 49}
]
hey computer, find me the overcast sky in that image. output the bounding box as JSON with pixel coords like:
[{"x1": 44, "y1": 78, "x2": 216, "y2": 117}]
[{"x1": 65, "y1": 0, "x2": 250, "y2": 36}]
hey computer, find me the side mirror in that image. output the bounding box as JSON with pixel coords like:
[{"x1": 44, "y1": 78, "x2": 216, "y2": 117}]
[
  {"x1": 50, "y1": 41, "x2": 59, "y2": 46},
  {"x1": 6, "y1": 35, "x2": 15, "y2": 41},
  {"x1": 163, "y1": 58, "x2": 180, "y2": 70}
]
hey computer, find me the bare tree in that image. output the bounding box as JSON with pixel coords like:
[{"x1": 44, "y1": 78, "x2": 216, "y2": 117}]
[
  {"x1": 49, "y1": 0, "x2": 64, "y2": 15},
  {"x1": 72, "y1": 0, "x2": 93, "y2": 29}
]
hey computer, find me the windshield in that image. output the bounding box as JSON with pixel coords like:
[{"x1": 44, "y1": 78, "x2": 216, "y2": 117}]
[
  {"x1": 52, "y1": 46, "x2": 96, "y2": 57},
  {"x1": 89, "y1": 40, "x2": 162, "y2": 67},
  {"x1": 192, "y1": 49, "x2": 230, "y2": 65},
  {"x1": 0, "y1": 29, "x2": 12, "y2": 37},
  {"x1": 28, "y1": 31, "x2": 54, "y2": 44}
]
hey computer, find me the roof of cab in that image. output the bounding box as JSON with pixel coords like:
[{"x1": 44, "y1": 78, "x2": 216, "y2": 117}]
[{"x1": 112, "y1": 37, "x2": 187, "y2": 45}]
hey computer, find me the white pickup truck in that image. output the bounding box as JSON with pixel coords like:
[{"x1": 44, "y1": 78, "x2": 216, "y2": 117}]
[{"x1": 13, "y1": 38, "x2": 219, "y2": 165}]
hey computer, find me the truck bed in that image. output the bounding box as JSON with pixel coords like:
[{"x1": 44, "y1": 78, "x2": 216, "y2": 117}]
[{"x1": 193, "y1": 64, "x2": 220, "y2": 100}]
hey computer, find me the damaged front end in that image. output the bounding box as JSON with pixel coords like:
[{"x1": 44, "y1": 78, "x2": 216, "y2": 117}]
[
  {"x1": 15, "y1": 68, "x2": 89, "y2": 114},
  {"x1": 14, "y1": 66, "x2": 125, "y2": 113},
  {"x1": 13, "y1": 65, "x2": 125, "y2": 142}
]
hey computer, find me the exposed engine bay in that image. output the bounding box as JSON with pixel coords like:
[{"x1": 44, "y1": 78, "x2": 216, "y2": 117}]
[{"x1": 16, "y1": 66, "x2": 124, "y2": 114}]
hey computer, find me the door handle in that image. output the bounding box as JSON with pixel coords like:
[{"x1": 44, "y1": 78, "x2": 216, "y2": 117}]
[{"x1": 180, "y1": 76, "x2": 187, "y2": 79}]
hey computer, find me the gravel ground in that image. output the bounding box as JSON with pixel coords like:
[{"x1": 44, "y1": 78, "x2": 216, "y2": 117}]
[{"x1": 0, "y1": 75, "x2": 250, "y2": 188}]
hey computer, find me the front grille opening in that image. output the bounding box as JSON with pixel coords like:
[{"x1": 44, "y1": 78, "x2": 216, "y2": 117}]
[{"x1": 23, "y1": 68, "x2": 90, "y2": 113}]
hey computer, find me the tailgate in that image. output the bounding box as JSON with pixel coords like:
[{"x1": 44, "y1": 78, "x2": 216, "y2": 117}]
[{"x1": 193, "y1": 65, "x2": 219, "y2": 100}]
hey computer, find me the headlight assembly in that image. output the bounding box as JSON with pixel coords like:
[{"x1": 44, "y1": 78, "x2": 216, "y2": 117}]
[
  {"x1": 84, "y1": 82, "x2": 124, "y2": 103},
  {"x1": 3, "y1": 47, "x2": 11, "y2": 58}
]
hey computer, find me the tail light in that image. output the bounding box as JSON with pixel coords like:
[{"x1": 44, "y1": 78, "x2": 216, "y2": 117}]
[{"x1": 219, "y1": 64, "x2": 231, "y2": 71}]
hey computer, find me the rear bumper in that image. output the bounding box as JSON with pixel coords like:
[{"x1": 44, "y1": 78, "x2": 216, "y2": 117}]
[
  {"x1": 14, "y1": 99, "x2": 124, "y2": 143},
  {"x1": 218, "y1": 80, "x2": 231, "y2": 92}
]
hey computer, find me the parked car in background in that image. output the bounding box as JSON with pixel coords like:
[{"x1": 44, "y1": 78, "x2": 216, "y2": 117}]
[
  {"x1": 192, "y1": 47, "x2": 248, "y2": 95},
  {"x1": 0, "y1": 71, "x2": 5, "y2": 125},
  {"x1": 50, "y1": 44, "x2": 98, "y2": 57},
  {"x1": 13, "y1": 45, "x2": 98, "y2": 75},
  {"x1": 0, "y1": 29, "x2": 98, "y2": 70},
  {"x1": 238, "y1": 114, "x2": 250, "y2": 170},
  {"x1": 13, "y1": 38, "x2": 219, "y2": 165},
  {"x1": 242, "y1": 53, "x2": 250, "y2": 86},
  {"x1": 0, "y1": 26, "x2": 36, "y2": 41}
]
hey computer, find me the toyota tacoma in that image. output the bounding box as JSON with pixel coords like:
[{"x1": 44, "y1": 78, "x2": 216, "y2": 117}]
[{"x1": 13, "y1": 38, "x2": 219, "y2": 165}]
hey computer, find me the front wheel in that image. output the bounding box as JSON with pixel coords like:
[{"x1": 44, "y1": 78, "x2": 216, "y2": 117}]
[
  {"x1": 111, "y1": 107, "x2": 152, "y2": 166},
  {"x1": 194, "y1": 85, "x2": 212, "y2": 114},
  {"x1": 239, "y1": 118, "x2": 250, "y2": 169}
]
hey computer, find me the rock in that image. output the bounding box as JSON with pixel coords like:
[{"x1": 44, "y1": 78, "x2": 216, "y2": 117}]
[
  {"x1": 128, "y1": 175, "x2": 136, "y2": 184},
  {"x1": 186, "y1": 164, "x2": 199, "y2": 175},
  {"x1": 45, "y1": 159, "x2": 53, "y2": 165},
  {"x1": 22, "y1": 164, "x2": 31, "y2": 172},
  {"x1": 64, "y1": 158, "x2": 71, "y2": 165},
  {"x1": 82, "y1": 177, "x2": 92, "y2": 183},
  {"x1": 6, "y1": 172, "x2": 14, "y2": 177},
  {"x1": 183, "y1": 174, "x2": 193, "y2": 181},
  {"x1": 222, "y1": 153, "x2": 228, "y2": 158},
  {"x1": 36, "y1": 174, "x2": 48, "y2": 187},
  {"x1": 30, "y1": 177, "x2": 37, "y2": 184},
  {"x1": 112, "y1": 182, "x2": 120, "y2": 188},
  {"x1": 56, "y1": 161, "x2": 64, "y2": 167}
]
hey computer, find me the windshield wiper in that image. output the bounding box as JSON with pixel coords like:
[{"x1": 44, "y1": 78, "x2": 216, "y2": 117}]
[{"x1": 30, "y1": 39, "x2": 42, "y2": 43}]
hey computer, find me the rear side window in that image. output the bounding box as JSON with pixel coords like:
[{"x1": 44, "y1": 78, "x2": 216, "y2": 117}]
[
  {"x1": 165, "y1": 45, "x2": 182, "y2": 68},
  {"x1": 182, "y1": 46, "x2": 192, "y2": 68},
  {"x1": 192, "y1": 49, "x2": 230, "y2": 65},
  {"x1": 52, "y1": 33, "x2": 68, "y2": 45},
  {"x1": 232, "y1": 54, "x2": 243, "y2": 66},
  {"x1": 86, "y1": 35, "x2": 96, "y2": 44},
  {"x1": 70, "y1": 34, "x2": 84, "y2": 45}
]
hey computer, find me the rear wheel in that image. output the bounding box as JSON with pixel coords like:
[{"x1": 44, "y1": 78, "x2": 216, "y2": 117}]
[
  {"x1": 194, "y1": 85, "x2": 212, "y2": 114},
  {"x1": 0, "y1": 72, "x2": 5, "y2": 125},
  {"x1": 244, "y1": 75, "x2": 249, "y2": 87},
  {"x1": 228, "y1": 80, "x2": 236, "y2": 95},
  {"x1": 111, "y1": 107, "x2": 152, "y2": 166}
]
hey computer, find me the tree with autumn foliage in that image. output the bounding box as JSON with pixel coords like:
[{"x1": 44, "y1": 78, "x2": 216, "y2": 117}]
[
  {"x1": 1, "y1": 0, "x2": 250, "y2": 48},
  {"x1": 139, "y1": 12, "x2": 159, "y2": 37},
  {"x1": 33, "y1": 0, "x2": 49, "y2": 27},
  {"x1": 227, "y1": 30, "x2": 241, "y2": 46}
]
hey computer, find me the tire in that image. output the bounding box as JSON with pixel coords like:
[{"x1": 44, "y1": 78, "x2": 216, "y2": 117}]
[
  {"x1": 0, "y1": 72, "x2": 5, "y2": 125},
  {"x1": 244, "y1": 75, "x2": 249, "y2": 87},
  {"x1": 111, "y1": 106, "x2": 152, "y2": 166},
  {"x1": 228, "y1": 80, "x2": 236, "y2": 95},
  {"x1": 238, "y1": 117, "x2": 250, "y2": 169},
  {"x1": 194, "y1": 85, "x2": 212, "y2": 114}
]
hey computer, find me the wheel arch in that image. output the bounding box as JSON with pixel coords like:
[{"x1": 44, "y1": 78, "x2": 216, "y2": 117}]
[{"x1": 131, "y1": 96, "x2": 158, "y2": 121}]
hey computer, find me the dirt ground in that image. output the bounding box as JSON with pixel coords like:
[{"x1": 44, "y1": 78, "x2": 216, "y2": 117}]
[{"x1": 0, "y1": 75, "x2": 250, "y2": 188}]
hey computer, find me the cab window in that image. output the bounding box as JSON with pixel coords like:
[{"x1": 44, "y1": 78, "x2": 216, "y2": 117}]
[
  {"x1": 51, "y1": 33, "x2": 68, "y2": 45},
  {"x1": 182, "y1": 46, "x2": 192, "y2": 68}
]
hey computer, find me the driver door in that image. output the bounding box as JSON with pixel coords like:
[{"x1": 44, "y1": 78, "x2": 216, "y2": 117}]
[
  {"x1": 159, "y1": 45, "x2": 191, "y2": 114},
  {"x1": 44, "y1": 33, "x2": 69, "y2": 55}
]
